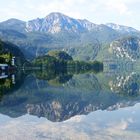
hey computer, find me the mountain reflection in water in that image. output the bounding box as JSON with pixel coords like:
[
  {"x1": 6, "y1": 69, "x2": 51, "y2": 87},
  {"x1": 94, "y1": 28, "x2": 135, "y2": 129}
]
[{"x1": 0, "y1": 67, "x2": 140, "y2": 123}]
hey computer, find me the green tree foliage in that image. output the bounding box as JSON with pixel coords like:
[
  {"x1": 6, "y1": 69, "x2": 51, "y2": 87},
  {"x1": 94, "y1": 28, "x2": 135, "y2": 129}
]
[
  {"x1": 47, "y1": 50, "x2": 73, "y2": 61},
  {"x1": 32, "y1": 51, "x2": 103, "y2": 72}
]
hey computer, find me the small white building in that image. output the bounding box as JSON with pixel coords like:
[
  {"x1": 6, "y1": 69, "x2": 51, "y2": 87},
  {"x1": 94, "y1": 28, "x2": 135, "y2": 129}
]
[{"x1": 11, "y1": 57, "x2": 15, "y2": 66}]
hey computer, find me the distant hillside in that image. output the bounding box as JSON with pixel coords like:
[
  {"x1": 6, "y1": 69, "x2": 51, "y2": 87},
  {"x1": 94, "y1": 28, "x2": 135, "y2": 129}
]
[{"x1": 109, "y1": 36, "x2": 140, "y2": 61}]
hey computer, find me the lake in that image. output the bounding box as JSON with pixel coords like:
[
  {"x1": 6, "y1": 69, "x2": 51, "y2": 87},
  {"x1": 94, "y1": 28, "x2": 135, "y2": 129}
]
[{"x1": 0, "y1": 64, "x2": 140, "y2": 140}]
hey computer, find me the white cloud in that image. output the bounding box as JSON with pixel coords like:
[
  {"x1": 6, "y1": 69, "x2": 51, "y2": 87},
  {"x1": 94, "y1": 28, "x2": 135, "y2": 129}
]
[
  {"x1": 105, "y1": 0, "x2": 133, "y2": 16},
  {"x1": 106, "y1": 0, "x2": 128, "y2": 14}
]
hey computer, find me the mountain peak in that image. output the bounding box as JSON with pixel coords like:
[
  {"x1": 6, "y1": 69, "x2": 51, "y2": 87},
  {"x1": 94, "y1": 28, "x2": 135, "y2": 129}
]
[
  {"x1": 26, "y1": 12, "x2": 96, "y2": 33},
  {"x1": 0, "y1": 18, "x2": 25, "y2": 24}
]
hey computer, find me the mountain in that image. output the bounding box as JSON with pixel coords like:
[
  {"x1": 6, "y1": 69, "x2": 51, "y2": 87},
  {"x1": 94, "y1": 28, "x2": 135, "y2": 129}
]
[
  {"x1": 0, "y1": 12, "x2": 139, "y2": 61},
  {"x1": 26, "y1": 12, "x2": 97, "y2": 34},
  {"x1": 0, "y1": 13, "x2": 139, "y2": 35}
]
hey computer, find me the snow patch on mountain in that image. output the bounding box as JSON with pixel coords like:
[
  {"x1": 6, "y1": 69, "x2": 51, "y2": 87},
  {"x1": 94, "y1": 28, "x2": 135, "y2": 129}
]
[{"x1": 106, "y1": 23, "x2": 139, "y2": 33}]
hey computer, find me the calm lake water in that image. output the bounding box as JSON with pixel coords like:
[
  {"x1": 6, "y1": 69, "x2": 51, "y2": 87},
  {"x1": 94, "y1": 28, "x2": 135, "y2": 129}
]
[{"x1": 0, "y1": 66, "x2": 140, "y2": 140}]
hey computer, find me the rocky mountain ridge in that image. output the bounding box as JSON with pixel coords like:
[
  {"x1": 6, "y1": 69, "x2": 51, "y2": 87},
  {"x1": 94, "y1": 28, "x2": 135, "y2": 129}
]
[{"x1": 0, "y1": 12, "x2": 139, "y2": 34}]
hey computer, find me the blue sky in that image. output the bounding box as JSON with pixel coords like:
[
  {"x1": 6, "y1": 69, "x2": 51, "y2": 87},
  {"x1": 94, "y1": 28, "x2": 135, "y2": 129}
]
[{"x1": 0, "y1": 0, "x2": 139, "y2": 30}]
